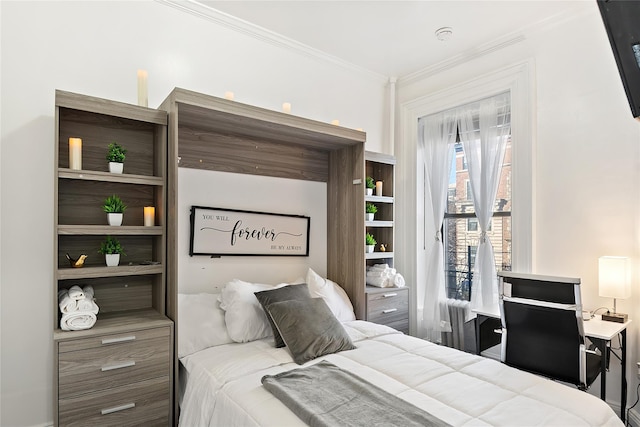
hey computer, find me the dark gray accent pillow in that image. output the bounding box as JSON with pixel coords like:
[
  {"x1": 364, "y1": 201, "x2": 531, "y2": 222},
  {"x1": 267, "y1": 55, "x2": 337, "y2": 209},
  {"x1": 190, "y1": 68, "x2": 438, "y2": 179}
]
[
  {"x1": 265, "y1": 297, "x2": 356, "y2": 364},
  {"x1": 255, "y1": 284, "x2": 311, "y2": 348}
]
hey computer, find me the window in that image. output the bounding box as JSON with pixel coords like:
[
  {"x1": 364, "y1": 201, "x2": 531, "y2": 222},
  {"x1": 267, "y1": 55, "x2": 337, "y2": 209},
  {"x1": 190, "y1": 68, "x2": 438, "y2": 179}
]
[{"x1": 444, "y1": 116, "x2": 512, "y2": 301}]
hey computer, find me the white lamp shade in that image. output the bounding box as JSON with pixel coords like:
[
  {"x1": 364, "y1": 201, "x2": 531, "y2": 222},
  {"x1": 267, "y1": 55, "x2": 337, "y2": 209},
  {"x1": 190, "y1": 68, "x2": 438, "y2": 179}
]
[{"x1": 598, "y1": 256, "x2": 631, "y2": 299}]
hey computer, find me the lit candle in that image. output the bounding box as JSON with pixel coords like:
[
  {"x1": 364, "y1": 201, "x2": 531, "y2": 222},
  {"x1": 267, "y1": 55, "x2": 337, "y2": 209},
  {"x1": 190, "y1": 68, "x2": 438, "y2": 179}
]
[
  {"x1": 69, "y1": 138, "x2": 82, "y2": 170},
  {"x1": 224, "y1": 91, "x2": 235, "y2": 101},
  {"x1": 144, "y1": 206, "x2": 155, "y2": 227},
  {"x1": 282, "y1": 102, "x2": 291, "y2": 113},
  {"x1": 137, "y1": 69, "x2": 148, "y2": 107},
  {"x1": 331, "y1": 119, "x2": 340, "y2": 126},
  {"x1": 375, "y1": 181, "x2": 383, "y2": 196}
]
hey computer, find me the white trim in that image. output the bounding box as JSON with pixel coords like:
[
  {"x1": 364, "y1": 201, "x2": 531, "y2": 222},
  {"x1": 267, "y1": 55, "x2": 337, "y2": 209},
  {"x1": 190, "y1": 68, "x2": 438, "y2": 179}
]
[
  {"x1": 397, "y1": 60, "x2": 534, "y2": 335},
  {"x1": 155, "y1": 0, "x2": 388, "y2": 83}
]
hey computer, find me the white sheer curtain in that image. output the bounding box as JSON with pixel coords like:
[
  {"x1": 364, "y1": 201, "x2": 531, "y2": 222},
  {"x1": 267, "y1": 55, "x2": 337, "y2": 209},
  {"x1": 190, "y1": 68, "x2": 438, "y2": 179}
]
[
  {"x1": 458, "y1": 93, "x2": 511, "y2": 311},
  {"x1": 418, "y1": 110, "x2": 456, "y2": 342}
]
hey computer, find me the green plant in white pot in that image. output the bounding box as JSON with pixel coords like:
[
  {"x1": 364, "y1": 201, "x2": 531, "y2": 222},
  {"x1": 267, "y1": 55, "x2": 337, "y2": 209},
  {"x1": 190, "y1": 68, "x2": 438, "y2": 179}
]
[
  {"x1": 99, "y1": 235, "x2": 125, "y2": 267},
  {"x1": 103, "y1": 194, "x2": 127, "y2": 226},
  {"x1": 106, "y1": 142, "x2": 127, "y2": 174},
  {"x1": 365, "y1": 232, "x2": 377, "y2": 253},
  {"x1": 365, "y1": 202, "x2": 378, "y2": 221},
  {"x1": 365, "y1": 176, "x2": 375, "y2": 196}
]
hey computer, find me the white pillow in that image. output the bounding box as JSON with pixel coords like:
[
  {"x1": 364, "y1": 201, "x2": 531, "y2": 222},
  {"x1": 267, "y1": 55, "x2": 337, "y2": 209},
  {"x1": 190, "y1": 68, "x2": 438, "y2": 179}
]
[
  {"x1": 177, "y1": 293, "x2": 233, "y2": 359},
  {"x1": 306, "y1": 268, "x2": 356, "y2": 322},
  {"x1": 218, "y1": 279, "x2": 275, "y2": 342}
]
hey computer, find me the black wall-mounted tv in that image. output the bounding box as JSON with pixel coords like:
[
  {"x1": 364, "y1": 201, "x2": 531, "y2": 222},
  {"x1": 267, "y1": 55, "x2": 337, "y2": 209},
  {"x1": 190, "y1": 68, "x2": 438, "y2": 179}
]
[{"x1": 597, "y1": 0, "x2": 640, "y2": 120}]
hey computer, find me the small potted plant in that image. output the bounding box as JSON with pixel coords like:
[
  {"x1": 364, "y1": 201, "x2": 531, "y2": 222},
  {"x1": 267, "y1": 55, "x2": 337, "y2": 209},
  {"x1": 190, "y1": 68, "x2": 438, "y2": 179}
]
[
  {"x1": 103, "y1": 194, "x2": 127, "y2": 226},
  {"x1": 99, "y1": 236, "x2": 125, "y2": 267},
  {"x1": 106, "y1": 142, "x2": 127, "y2": 174},
  {"x1": 365, "y1": 202, "x2": 378, "y2": 221},
  {"x1": 365, "y1": 176, "x2": 375, "y2": 196},
  {"x1": 365, "y1": 232, "x2": 377, "y2": 253}
]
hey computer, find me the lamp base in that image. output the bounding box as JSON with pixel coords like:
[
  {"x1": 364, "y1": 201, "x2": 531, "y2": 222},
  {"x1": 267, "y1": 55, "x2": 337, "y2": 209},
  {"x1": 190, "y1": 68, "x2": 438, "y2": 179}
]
[{"x1": 602, "y1": 312, "x2": 628, "y2": 323}]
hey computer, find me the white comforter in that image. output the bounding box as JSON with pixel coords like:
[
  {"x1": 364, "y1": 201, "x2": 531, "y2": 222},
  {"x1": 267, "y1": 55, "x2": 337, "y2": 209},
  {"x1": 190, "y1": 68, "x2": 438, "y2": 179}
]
[{"x1": 179, "y1": 321, "x2": 622, "y2": 427}]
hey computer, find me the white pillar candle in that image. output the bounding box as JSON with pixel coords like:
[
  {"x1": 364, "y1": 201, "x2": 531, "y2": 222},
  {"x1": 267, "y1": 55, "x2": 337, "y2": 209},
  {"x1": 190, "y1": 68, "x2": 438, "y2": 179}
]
[
  {"x1": 137, "y1": 69, "x2": 148, "y2": 107},
  {"x1": 224, "y1": 91, "x2": 235, "y2": 101},
  {"x1": 69, "y1": 137, "x2": 82, "y2": 170},
  {"x1": 331, "y1": 119, "x2": 340, "y2": 126},
  {"x1": 144, "y1": 206, "x2": 155, "y2": 227},
  {"x1": 375, "y1": 181, "x2": 383, "y2": 196},
  {"x1": 282, "y1": 102, "x2": 291, "y2": 113}
]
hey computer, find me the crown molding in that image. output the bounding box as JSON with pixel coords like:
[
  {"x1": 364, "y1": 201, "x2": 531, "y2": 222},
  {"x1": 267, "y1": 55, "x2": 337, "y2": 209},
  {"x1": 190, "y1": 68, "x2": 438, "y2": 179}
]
[{"x1": 155, "y1": 0, "x2": 388, "y2": 84}]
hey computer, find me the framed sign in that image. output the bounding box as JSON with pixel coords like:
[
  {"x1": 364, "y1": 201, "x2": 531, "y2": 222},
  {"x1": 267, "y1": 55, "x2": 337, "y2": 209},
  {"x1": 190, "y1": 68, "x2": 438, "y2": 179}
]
[{"x1": 189, "y1": 206, "x2": 310, "y2": 256}]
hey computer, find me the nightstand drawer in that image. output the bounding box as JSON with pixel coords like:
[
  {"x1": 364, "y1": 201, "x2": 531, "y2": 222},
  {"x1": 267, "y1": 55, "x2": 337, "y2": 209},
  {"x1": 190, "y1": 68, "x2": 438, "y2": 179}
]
[
  {"x1": 366, "y1": 288, "x2": 409, "y2": 332},
  {"x1": 58, "y1": 376, "x2": 169, "y2": 427},
  {"x1": 58, "y1": 326, "x2": 171, "y2": 399}
]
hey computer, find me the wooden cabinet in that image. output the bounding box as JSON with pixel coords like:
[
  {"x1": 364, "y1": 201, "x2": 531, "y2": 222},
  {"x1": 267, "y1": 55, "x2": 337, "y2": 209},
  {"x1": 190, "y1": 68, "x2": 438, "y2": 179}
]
[
  {"x1": 366, "y1": 287, "x2": 409, "y2": 333},
  {"x1": 53, "y1": 90, "x2": 173, "y2": 426},
  {"x1": 364, "y1": 151, "x2": 409, "y2": 332}
]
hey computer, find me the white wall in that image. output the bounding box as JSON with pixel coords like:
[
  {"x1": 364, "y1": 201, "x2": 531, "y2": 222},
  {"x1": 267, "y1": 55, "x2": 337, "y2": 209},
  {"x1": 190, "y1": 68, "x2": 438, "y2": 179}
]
[
  {"x1": 0, "y1": 1, "x2": 386, "y2": 425},
  {"x1": 178, "y1": 169, "x2": 327, "y2": 293},
  {"x1": 396, "y1": 2, "x2": 639, "y2": 410}
]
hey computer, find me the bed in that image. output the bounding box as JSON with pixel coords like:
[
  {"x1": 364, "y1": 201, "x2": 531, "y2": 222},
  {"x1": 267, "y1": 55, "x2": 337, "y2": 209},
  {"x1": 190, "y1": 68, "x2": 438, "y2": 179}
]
[{"x1": 177, "y1": 273, "x2": 623, "y2": 427}]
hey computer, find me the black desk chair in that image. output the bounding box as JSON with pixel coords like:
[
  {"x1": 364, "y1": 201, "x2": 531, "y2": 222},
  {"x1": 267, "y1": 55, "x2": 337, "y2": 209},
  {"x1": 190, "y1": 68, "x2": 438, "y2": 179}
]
[{"x1": 498, "y1": 272, "x2": 601, "y2": 391}]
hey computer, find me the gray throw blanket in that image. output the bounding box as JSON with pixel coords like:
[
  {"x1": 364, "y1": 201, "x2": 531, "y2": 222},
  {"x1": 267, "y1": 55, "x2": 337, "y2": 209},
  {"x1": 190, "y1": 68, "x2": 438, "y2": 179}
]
[{"x1": 261, "y1": 361, "x2": 452, "y2": 427}]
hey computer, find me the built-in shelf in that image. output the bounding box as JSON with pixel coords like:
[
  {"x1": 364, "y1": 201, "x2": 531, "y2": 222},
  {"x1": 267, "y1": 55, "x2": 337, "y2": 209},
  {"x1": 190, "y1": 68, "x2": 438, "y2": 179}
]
[
  {"x1": 57, "y1": 264, "x2": 163, "y2": 280},
  {"x1": 365, "y1": 251, "x2": 394, "y2": 260},
  {"x1": 57, "y1": 225, "x2": 163, "y2": 235},
  {"x1": 58, "y1": 168, "x2": 164, "y2": 186},
  {"x1": 365, "y1": 195, "x2": 394, "y2": 204},
  {"x1": 365, "y1": 221, "x2": 393, "y2": 227}
]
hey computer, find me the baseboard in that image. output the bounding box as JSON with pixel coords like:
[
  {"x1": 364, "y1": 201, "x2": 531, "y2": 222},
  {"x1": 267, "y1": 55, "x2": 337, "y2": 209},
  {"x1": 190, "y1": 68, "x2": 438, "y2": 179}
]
[{"x1": 628, "y1": 407, "x2": 640, "y2": 427}]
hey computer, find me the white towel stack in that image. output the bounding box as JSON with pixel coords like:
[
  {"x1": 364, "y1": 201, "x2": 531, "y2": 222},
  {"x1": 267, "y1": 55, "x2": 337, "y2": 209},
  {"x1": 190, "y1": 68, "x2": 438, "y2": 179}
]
[
  {"x1": 366, "y1": 264, "x2": 406, "y2": 288},
  {"x1": 58, "y1": 285, "x2": 99, "y2": 331}
]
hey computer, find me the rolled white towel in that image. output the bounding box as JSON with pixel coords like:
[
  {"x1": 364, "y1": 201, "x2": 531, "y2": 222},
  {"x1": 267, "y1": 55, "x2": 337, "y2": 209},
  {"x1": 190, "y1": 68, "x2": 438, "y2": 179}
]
[
  {"x1": 60, "y1": 312, "x2": 96, "y2": 331},
  {"x1": 367, "y1": 276, "x2": 391, "y2": 287},
  {"x1": 58, "y1": 290, "x2": 78, "y2": 314},
  {"x1": 366, "y1": 270, "x2": 386, "y2": 278},
  {"x1": 82, "y1": 285, "x2": 95, "y2": 299},
  {"x1": 77, "y1": 297, "x2": 99, "y2": 315},
  {"x1": 68, "y1": 285, "x2": 85, "y2": 301},
  {"x1": 373, "y1": 263, "x2": 389, "y2": 270},
  {"x1": 394, "y1": 273, "x2": 406, "y2": 288}
]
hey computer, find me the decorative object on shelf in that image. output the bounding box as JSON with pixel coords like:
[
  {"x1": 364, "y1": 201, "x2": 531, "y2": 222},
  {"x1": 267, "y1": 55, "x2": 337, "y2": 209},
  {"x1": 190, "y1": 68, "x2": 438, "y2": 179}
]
[
  {"x1": 375, "y1": 180, "x2": 383, "y2": 196},
  {"x1": 190, "y1": 206, "x2": 310, "y2": 256},
  {"x1": 379, "y1": 244, "x2": 386, "y2": 252},
  {"x1": 365, "y1": 232, "x2": 376, "y2": 253},
  {"x1": 68, "y1": 137, "x2": 82, "y2": 170},
  {"x1": 99, "y1": 235, "x2": 125, "y2": 267},
  {"x1": 103, "y1": 194, "x2": 127, "y2": 226},
  {"x1": 65, "y1": 253, "x2": 87, "y2": 268},
  {"x1": 365, "y1": 202, "x2": 377, "y2": 221},
  {"x1": 144, "y1": 206, "x2": 155, "y2": 227},
  {"x1": 106, "y1": 142, "x2": 127, "y2": 174},
  {"x1": 224, "y1": 91, "x2": 235, "y2": 101},
  {"x1": 598, "y1": 256, "x2": 630, "y2": 322},
  {"x1": 365, "y1": 176, "x2": 375, "y2": 196},
  {"x1": 282, "y1": 102, "x2": 291, "y2": 114},
  {"x1": 137, "y1": 69, "x2": 148, "y2": 107}
]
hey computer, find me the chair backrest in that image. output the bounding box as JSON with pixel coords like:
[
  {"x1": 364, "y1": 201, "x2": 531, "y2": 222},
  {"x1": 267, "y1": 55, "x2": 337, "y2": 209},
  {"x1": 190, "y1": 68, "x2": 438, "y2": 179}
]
[{"x1": 498, "y1": 272, "x2": 587, "y2": 386}]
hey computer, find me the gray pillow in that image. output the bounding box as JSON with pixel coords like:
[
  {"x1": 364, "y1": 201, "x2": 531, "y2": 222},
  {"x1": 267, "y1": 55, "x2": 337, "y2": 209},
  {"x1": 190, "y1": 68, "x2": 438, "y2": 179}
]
[
  {"x1": 265, "y1": 297, "x2": 356, "y2": 364},
  {"x1": 255, "y1": 284, "x2": 311, "y2": 348}
]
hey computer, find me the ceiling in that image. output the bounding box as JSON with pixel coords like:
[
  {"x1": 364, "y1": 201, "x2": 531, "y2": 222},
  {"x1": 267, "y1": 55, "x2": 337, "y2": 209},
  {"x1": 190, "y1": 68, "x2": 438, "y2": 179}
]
[{"x1": 193, "y1": 0, "x2": 593, "y2": 78}]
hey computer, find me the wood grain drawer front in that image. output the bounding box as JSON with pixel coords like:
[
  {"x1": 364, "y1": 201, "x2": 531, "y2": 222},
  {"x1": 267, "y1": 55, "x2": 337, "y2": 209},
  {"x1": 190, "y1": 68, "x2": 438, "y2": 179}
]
[
  {"x1": 58, "y1": 376, "x2": 169, "y2": 427},
  {"x1": 58, "y1": 326, "x2": 169, "y2": 353},
  {"x1": 367, "y1": 290, "x2": 408, "y2": 324},
  {"x1": 58, "y1": 329, "x2": 170, "y2": 399}
]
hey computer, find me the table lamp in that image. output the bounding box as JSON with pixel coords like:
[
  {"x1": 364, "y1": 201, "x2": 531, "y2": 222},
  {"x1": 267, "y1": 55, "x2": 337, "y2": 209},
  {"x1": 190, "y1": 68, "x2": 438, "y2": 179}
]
[{"x1": 598, "y1": 256, "x2": 630, "y2": 323}]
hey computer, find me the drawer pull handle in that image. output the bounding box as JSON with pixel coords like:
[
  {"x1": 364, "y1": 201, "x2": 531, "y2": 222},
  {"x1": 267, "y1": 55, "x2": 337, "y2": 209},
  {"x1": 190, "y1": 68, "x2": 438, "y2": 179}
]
[
  {"x1": 101, "y1": 402, "x2": 135, "y2": 415},
  {"x1": 382, "y1": 308, "x2": 398, "y2": 314},
  {"x1": 101, "y1": 361, "x2": 136, "y2": 372},
  {"x1": 382, "y1": 293, "x2": 398, "y2": 298},
  {"x1": 102, "y1": 335, "x2": 136, "y2": 345}
]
